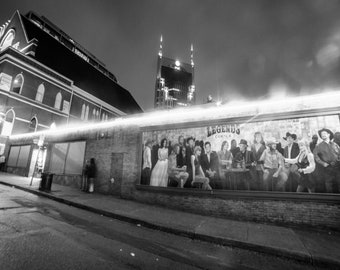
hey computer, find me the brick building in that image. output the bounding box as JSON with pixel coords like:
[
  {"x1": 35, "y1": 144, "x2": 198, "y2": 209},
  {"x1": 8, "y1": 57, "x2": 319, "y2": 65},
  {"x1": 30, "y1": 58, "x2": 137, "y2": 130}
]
[
  {"x1": 6, "y1": 91, "x2": 340, "y2": 230},
  {"x1": 0, "y1": 10, "x2": 142, "y2": 144}
]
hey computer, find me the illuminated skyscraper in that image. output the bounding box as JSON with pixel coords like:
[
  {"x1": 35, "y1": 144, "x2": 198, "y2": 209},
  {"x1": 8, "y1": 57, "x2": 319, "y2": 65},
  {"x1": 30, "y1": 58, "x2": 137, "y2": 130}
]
[{"x1": 154, "y1": 36, "x2": 195, "y2": 109}]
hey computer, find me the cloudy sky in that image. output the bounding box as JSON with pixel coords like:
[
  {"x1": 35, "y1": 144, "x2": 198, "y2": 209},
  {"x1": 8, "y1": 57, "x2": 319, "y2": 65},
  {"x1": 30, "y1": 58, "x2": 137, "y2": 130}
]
[{"x1": 2, "y1": 0, "x2": 340, "y2": 111}]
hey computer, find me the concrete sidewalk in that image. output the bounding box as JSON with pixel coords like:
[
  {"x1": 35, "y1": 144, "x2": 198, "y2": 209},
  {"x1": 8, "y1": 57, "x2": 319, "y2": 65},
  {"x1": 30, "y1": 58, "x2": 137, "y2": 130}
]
[{"x1": 0, "y1": 172, "x2": 339, "y2": 268}]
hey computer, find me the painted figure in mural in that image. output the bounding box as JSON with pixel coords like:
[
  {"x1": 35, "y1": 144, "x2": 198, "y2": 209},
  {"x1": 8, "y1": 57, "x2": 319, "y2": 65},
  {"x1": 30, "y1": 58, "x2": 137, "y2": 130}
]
[
  {"x1": 309, "y1": 134, "x2": 318, "y2": 153},
  {"x1": 201, "y1": 141, "x2": 220, "y2": 188},
  {"x1": 282, "y1": 132, "x2": 300, "y2": 192},
  {"x1": 81, "y1": 159, "x2": 90, "y2": 192},
  {"x1": 233, "y1": 139, "x2": 256, "y2": 190},
  {"x1": 178, "y1": 135, "x2": 185, "y2": 148},
  {"x1": 191, "y1": 146, "x2": 212, "y2": 190},
  {"x1": 334, "y1": 132, "x2": 340, "y2": 147},
  {"x1": 184, "y1": 137, "x2": 195, "y2": 187},
  {"x1": 151, "y1": 136, "x2": 160, "y2": 170},
  {"x1": 168, "y1": 144, "x2": 189, "y2": 188},
  {"x1": 230, "y1": 139, "x2": 240, "y2": 158},
  {"x1": 233, "y1": 139, "x2": 255, "y2": 168},
  {"x1": 150, "y1": 138, "x2": 169, "y2": 187},
  {"x1": 177, "y1": 146, "x2": 187, "y2": 168},
  {"x1": 250, "y1": 132, "x2": 266, "y2": 190},
  {"x1": 313, "y1": 128, "x2": 340, "y2": 193},
  {"x1": 285, "y1": 140, "x2": 316, "y2": 193},
  {"x1": 87, "y1": 158, "x2": 96, "y2": 193},
  {"x1": 259, "y1": 138, "x2": 286, "y2": 191},
  {"x1": 141, "y1": 139, "x2": 153, "y2": 185},
  {"x1": 217, "y1": 140, "x2": 233, "y2": 188},
  {"x1": 276, "y1": 142, "x2": 284, "y2": 156},
  {"x1": 168, "y1": 140, "x2": 174, "y2": 156}
]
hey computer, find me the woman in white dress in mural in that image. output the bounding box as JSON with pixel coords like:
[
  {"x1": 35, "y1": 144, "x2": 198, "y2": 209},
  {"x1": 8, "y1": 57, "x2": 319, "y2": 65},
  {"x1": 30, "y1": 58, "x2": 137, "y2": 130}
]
[{"x1": 150, "y1": 138, "x2": 169, "y2": 187}]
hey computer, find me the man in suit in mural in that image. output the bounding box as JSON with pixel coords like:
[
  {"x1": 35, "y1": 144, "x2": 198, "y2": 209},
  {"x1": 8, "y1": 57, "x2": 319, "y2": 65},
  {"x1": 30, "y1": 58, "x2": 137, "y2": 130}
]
[
  {"x1": 151, "y1": 136, "x2": 160, "y2": 170},
  {"x1": 282, "y1": 132, "x2": 300, "y2": 191},
  {"x1": 201, "y1": 141, "x2": 220, "y2": 188},
  {"x1": 184, "y1": 137, "x2": 195, "y2": 187},
  {"x1": 314, "y1": 128, "x2": 340, "y2": 193},
  {"x1": 233, "y1": 139, "x2": 256, "y2": 190}
]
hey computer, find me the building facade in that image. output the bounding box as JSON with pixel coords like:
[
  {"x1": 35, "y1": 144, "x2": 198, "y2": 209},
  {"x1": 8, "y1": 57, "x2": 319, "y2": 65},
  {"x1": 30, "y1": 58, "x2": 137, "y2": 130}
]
[
  {"x1": 154, "y1": 36, "x2": 195, "y2": 109},
  {"x1": 6, "y1": 90, "x2": 340, "y2": 230},
  {"x1": 0, "y1": 10, "x2": 142, "y2": 147}
]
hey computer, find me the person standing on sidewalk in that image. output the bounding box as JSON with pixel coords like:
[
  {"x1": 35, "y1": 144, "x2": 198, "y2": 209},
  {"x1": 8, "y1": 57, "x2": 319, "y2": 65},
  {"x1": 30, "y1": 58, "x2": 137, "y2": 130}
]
[
  {"x1": 81, "y1": 160, "x2": 90, "y2": 192},
  {"x1": 87, "y1": 158, "x2": 96, "y2": 193}
]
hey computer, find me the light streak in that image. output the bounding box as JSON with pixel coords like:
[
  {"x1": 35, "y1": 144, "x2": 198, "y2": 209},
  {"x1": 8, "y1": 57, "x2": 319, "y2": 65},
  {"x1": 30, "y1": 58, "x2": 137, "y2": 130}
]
[{"x1": 9, "y1": 90, "x2": 340, "y2": 141}]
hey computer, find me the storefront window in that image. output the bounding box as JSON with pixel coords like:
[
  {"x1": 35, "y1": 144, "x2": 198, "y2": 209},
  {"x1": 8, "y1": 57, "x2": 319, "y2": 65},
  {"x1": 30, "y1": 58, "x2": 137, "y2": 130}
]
[
  {"x1": 140, "y1": 114, "x2": 340, "y2": 194},
  {"x1": 49, "y1": 141, "x2": 86, "y2": 175}
]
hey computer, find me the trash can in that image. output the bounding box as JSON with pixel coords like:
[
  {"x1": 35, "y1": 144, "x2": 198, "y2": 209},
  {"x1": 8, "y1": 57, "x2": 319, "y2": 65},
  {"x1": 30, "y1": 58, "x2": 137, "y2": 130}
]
[{"x1": 39, "y1": 172, "x2": 54, "y2": 192}]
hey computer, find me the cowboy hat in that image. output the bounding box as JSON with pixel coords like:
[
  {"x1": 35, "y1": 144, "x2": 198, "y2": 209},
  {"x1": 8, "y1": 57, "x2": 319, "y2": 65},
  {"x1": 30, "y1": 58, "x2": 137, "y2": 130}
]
[
  {"x1": 283, "y1": 132, "x2": 293, "y2": 140},
  {"x1": 239, "y1": 139, "x2": 248, "y2": 146},
  {"x1": 266, "y1": 137, "x2": 279, "y2": 145},
  {"x1": 318, "y1": 128, "x2": 334, "y2": 140}
]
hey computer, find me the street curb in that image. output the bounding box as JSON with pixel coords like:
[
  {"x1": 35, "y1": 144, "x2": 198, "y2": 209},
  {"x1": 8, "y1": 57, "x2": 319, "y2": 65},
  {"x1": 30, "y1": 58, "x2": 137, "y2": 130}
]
[{"x1": 1, "y1": 181, "x2": 339, "y2": 269}]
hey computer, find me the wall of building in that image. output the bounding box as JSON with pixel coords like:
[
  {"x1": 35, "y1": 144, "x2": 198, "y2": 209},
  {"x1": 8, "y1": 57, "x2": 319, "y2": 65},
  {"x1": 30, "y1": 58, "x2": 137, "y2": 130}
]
[{"x1": 6, "y1": 122, "x2": 340, "y2": 231}]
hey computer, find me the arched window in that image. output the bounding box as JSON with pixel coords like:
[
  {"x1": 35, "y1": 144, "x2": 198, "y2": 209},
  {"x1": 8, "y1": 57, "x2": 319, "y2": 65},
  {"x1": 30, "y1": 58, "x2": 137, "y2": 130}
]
[
  {"x1": 80, "y1": 104, "x2": 86, "y2": 120},
  {"x1": 101, "y1": 113, "x2": 105, "y2": 121},
  {"x1": 92, "y1": 108, "x2": 96, "y2": 119},
  {"x1": 96, "y1": 110, "x2": 100, "y2": 119},
  {"x1": 85, "y1": 105, "x2": 89, "y2": 120},
  {"x1": 0, "y1": 29, "x2": 15, "y2": 51},
  {"x1": 1, "y1": 109, "x2": 15, "y2": 136},
  {"x1": 54, "y1": 92, "x2": 62, "y2": 110},
  {"x1": 35, "y1": 84, "x2": 45, "y2": 102},
  {"x1": 29, "y1": 117, "x2": 38, "y2": 132},
  {"x1": 12, "y1": 74, "x2": 24, "y2": 94}
]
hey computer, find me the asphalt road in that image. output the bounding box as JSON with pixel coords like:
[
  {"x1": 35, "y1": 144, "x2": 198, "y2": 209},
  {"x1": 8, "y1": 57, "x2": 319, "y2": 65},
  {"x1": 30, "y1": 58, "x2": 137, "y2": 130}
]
[{"x1": 0, "y1": 185, "x2": 326, "y2": 270}]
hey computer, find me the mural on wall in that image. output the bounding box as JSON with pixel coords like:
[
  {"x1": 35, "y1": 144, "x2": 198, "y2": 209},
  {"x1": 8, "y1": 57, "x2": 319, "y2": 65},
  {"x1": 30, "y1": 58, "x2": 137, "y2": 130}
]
[{"x1": 140, "y1": 114, "x2": 340, "y2": 194}]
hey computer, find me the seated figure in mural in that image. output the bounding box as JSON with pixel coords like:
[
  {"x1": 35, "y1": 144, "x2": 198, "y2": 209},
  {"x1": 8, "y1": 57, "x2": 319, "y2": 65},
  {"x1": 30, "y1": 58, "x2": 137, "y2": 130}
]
[
  {"x1": 141, "y1": 139, "x2": 153, "y2": 185},
  {"x1": 201, "y1": 141, "x2": 220, "y2": 189},
  {"x1": 313, "y1": 128, "x2": 340, "y2": 193},
  {"x1": 233, "y1": 139, "x2": 256, "y2": 190},
  {"x1": 259, "y1": 138, "x2": 286, "y2": 191},
  {"x1": 191, "y1": 146, "x2": 212, "y2": 190},
  {"x1": 285, "y1": 139, "x2": 316, "y2": 193},
  {"x1": 217, "y1": 140, "x2": 233, "y2": 189},
  {"x1": 168, "y1": 144, "x2": 189, "y2": 188},
  {"x1": 150, "y1": 138, "x2": 169, "y2": 187},
  {"x1": 282, "y1": 132, "x2": 300, "y2": 192},
  {"x1": 250, "y1": 132, "x2": 266, "y2": 190}
]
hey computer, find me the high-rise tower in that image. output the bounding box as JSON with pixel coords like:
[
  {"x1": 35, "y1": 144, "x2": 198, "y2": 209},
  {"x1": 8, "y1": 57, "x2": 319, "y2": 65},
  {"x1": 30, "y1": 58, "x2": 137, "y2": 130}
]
[{"x1": 154, "y1": 36, "x2": 195, "y2": 109}]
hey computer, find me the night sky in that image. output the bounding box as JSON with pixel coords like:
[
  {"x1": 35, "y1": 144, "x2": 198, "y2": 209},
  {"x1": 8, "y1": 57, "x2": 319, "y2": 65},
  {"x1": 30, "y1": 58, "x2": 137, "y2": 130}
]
[{"x1": 2, "y1": 0, "x2": 340, "y2": 111}]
